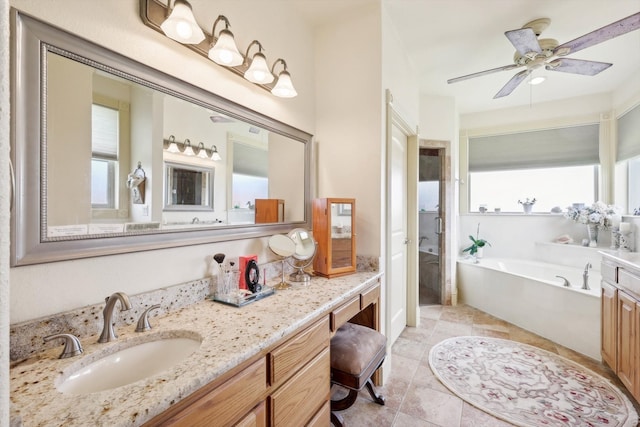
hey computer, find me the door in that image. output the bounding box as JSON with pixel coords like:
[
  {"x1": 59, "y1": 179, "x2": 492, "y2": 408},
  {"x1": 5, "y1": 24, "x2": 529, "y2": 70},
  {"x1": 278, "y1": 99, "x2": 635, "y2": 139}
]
[{"x1": 388, "y1": 122, "x2": 408, "y2": 346}]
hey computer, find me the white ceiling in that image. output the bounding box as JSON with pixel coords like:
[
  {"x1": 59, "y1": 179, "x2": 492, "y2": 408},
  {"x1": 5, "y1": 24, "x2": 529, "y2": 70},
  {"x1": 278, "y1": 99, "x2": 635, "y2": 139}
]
[{"x1": 293, "y1": 0, "x2": 640, "y2": 115}]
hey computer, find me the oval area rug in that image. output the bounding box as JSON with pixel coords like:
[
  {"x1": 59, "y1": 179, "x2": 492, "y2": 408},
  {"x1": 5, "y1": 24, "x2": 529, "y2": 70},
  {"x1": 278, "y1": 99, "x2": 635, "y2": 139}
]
[{"x1": 428, "y1": 336, "x2": 638, "y2": 427}]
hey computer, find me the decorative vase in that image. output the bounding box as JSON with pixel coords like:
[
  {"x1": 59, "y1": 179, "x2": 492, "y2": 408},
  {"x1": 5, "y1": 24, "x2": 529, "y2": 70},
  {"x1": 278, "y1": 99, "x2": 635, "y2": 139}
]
[
  {"x1": 475, "y1": 247, "x2": 484, "y2": 259},
  {"x1": 587, "y1": 224, "x2": 599, "y2": 247},
  {"x1": 522, "y1": 203, "x2": 533, "y2": 214}
]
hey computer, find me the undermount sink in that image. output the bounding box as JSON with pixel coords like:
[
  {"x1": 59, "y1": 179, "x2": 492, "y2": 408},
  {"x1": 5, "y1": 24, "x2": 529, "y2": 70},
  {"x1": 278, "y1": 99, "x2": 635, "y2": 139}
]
[{"x1": 57, "y1": 335, "x2": 202, "y2": 395}]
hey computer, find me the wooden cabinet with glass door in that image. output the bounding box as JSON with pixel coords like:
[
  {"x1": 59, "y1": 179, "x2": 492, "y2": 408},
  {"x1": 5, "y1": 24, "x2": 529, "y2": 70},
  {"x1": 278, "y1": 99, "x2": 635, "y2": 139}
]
[{"x1": 312, "y1": 198, "x2": 356, "y2": 278}]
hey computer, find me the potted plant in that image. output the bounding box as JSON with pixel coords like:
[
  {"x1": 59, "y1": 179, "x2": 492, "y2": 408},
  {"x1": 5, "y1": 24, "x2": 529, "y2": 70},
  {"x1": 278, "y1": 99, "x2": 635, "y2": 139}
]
[
  {"x1": 463, "y1": 223, "x2": 491, "y2": 258},
  {"x1": 518, "y1": 197, "x2": 536, "y2": 214}
]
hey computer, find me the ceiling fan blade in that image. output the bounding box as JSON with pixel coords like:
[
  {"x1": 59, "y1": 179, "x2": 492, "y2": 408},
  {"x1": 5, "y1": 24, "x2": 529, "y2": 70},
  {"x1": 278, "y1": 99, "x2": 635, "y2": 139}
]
[
  {"x1": 505, "y1": 28, "x2": 542, "y2": 56},
  {"x1": 494, "y1": 69, "x2": 532, "y2": 99},
  {"x1": 447, "y1": 64, "x2": 521, "y2": 84},
  {"x1": 554, "y1": 12, "x2": 640, "y2": 56},
  {"x1": 546, "y1": 58, "x2": 612, "y2": 75}
]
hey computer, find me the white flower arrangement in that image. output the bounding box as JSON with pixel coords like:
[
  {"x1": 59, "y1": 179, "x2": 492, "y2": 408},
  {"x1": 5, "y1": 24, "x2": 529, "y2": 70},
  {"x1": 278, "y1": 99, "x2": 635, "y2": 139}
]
[{"x1": 564, "y1": 201, "x2": 619, "y2": 229}]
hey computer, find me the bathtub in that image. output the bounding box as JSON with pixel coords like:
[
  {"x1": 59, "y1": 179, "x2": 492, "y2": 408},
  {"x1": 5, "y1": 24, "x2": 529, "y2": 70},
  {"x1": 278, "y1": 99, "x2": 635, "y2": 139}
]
[{"x1": 457, "y1": 257, "x2": 602, "y2": 360}]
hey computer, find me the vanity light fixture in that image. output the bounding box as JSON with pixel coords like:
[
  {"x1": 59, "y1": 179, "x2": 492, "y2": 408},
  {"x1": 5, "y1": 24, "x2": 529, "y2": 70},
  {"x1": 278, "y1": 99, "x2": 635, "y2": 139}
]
[
  {"x1": 183, "y1": 139, "x2": 195, "y2": 156},
  {"x1": 243, "y1": 41, "x2": 274, "y2": 84},
  {"x1": 166, "y1": 135, "x2": 181, "y2": 153},
  {"x1": 271, "y1": 59, "x2": 298, "y2": 98},
  {"x1": 210, "y1": 145, "x2": 222, "y2": 161},
  {"x1": 208, "y1": 15, "x2": 243, "y2": 66},
  {"x1": 140, "y1": 0, "x2": 298, "y2": 98},
  {"x1": 160, "y1": 0, "x2": 205, "y2": 44},
  {"x1": 197, "y1": 142, "x2": 209, "y2": 159}
]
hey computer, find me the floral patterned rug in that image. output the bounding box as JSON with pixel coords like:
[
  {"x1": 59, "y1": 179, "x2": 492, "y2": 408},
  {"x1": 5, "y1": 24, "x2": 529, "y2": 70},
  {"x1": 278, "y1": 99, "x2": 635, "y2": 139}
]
[{"x1": 428, "y1": 336, "x2": 638, "y2": 427}]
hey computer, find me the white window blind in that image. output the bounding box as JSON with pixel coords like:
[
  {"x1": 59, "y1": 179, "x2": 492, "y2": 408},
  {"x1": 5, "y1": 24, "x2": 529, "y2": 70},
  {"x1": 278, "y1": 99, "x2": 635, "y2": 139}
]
[
  {"x1": 233, "y1": 143, "x2": 268, "y2": 177},
  {"x1": 617, "y1": 104, "x2": 640, "y2": 161},
  {"x1": 469, "y1": 124, "x2": 600, "y2": 172},
  {"x1": 92, "y1": 104, "x2": 119, "y2": 159}
]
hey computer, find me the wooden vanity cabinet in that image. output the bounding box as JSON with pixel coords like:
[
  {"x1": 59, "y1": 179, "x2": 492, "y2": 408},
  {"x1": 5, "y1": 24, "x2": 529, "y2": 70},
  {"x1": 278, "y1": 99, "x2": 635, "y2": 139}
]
[
  {"x1": 254, "y1": 199, "x2": 284, "y2": 223},
  {"x1": 145, "y1": 280, "x2": 380, "y2": 426},
  {"x1": 312, "y1": 198, "x2": 356, "y2": 278},
  {"x1": 600, "y1": 257, "x2": 640, "y2": 403}
]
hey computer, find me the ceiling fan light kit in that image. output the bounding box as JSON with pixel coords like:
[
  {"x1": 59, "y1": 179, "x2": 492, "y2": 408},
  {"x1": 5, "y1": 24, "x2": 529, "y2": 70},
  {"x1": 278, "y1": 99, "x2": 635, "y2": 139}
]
[{"x1": 447, "y1": 12, "x2": 640, "y2": 99}]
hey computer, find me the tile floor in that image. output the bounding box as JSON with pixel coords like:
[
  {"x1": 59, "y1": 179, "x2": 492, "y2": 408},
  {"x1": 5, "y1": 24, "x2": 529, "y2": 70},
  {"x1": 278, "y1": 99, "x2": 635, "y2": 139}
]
[{"x1": 332, "y1": 304, "x2": 639, "y2": 427}]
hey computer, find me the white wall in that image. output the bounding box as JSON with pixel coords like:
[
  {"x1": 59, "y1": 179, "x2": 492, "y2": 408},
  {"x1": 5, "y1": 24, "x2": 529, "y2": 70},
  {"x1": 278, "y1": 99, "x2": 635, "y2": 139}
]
[
  {"x1": 8, "y1": 0, "x2": 317, "y2": 323},
  {"x1": 314, "y1": 3, "x2": 383, "y2": 257}
]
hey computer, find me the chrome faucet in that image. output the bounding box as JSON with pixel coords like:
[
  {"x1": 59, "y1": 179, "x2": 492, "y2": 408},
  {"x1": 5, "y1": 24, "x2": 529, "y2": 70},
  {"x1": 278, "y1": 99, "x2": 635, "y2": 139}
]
[
  {"x1": 98, "y1": 292, "x2": 132, "y2": 343},
  {"x1": 582, "y1": 262, "x2": 592, "y2": 290},
  {"x1": 419, "y1": 236, "x2": 429, "y2": 245}
]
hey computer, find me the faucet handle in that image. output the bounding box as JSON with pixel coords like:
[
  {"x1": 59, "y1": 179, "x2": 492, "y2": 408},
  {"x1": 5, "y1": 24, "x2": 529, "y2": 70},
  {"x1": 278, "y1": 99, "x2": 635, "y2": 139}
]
[
  {"x1": 136, "y1": 304, "x2": 161, "y2": 332},
  {"x1": 44, "y1": 333, "x2": 83, "y2": 359}
]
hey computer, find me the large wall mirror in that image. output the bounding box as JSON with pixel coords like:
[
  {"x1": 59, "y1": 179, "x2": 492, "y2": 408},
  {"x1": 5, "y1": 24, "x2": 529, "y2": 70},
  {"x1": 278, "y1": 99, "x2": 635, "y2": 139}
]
[{"x1": 11, "y1": 12, "x2": 312, "y2": 266}]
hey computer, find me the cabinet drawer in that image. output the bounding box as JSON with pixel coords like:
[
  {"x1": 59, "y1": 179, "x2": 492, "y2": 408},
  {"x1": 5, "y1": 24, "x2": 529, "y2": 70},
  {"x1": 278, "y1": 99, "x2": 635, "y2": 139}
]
[
  {"x1": 361, "y1": 284, "x2": 380, "y2": 309},
  {"x1": 235, "y1": 401, "x2": 266, "y2": 427},
  {"x1": 306, "y1": 400, "x2": 330, "y2": 427},
  {"x1": 162, "y1": 358, "x2": 267, "y2": 427},
  {"x1": 601, "y1": 261, "x2": 617, "y2": 284},
  {"x1": 270, "y1": 317, "x2": 329, "y2": 386},
  {"x1": 270, "y1": 347, "x2": 331, "y2": 427},
  {"x1": 331, "y1": 297, "x2": 360, "y2": 331},
  {"x1": 618, "y1": 268, "x2": 640, "y2": 298}
]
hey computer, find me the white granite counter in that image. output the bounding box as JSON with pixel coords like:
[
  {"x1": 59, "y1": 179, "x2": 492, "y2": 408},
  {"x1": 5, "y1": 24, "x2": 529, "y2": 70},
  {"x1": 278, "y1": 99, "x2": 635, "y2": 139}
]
[
  {"x1": 600, "y1": 250, "x2": 640, "y2": 273},
  {"x1": 10, "y1": 272, "x2": 382, "y2": 427}
]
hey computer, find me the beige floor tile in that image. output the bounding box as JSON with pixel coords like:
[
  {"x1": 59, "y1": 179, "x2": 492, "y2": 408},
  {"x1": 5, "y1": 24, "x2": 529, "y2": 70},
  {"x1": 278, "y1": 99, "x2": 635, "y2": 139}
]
[
  {"x1": 386, "y1": 353, "x2": 421, "y2": 383},
  {"x1": 393, "y1": 411, "x2": 440, "y2": 426},
  {"x1": 471, "y1": 326, "x2": 511, "y2": 339},
  {"x1": 399, "y1": 383, "x2": 463, "y2": 426},
  {"x1": 460, "y1": 403, "x2": 516, "y2": 427},
  {"x1": 391, "y1": 336, "x2": 428, "y2": 361},
  {"x1": 420, "y1": 305, "x2": 443, "y2": 320},
  {"x1": 400, "y1": 325, "x2": 433, "y2": 342}
]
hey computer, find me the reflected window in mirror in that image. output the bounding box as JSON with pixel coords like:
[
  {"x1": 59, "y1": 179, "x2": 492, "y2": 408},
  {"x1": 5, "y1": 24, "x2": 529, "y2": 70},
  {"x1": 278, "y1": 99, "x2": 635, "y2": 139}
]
[
  {"x1": 91, "y1": 104, "x2": 119, "y2": 209},
  {"x1": 617, "y1": 103, "x2": 640, "y2": 215},
  {"x1": 164, "y1": 162, "x2": 214, "y2": 211}
]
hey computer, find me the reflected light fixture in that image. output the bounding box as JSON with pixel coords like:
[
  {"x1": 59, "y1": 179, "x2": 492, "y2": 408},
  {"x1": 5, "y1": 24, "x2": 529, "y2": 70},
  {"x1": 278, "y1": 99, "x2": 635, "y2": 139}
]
[
  {"x1": 197, "y1": 142, "x2": 209, "y2": 159},
  {"x1": 210, "y1": 145, "x2": 222, "y2": 161},
  {"x1": 208, "y1": 15, "x2": 243, "y2": 66},
  {"x1": 166, "y1": 135, "x2": 181, "y2": 153},
  {"x1": 271, "y1": 59, "x2": 297, "y2": 98},
  {"x1": 160, "y1": 0, "x2": 205, "y2": 44},
  {"x1": 243, "y1": 41, "x2": 274, "y2": 84},
  {"x1": 183, "y1": 139, "x2": 195, "y2": 156}
]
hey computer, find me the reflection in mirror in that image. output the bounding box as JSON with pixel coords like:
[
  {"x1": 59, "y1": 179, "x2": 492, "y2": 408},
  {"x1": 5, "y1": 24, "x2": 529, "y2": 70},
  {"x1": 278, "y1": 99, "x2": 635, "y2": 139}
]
[
  {"x1": 11, "y1": 13, "x2": 312, "y2": 266},
  {"x1": 332, "y1": 203, "x2": 353, "y2": 269},
  {"x1": 287, "y1": 228, "x2": 316, "y2": 283}
]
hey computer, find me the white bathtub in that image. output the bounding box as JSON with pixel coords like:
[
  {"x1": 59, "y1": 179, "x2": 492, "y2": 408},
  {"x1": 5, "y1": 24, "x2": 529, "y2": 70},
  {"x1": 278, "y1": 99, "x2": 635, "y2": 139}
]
[{"x1": 457, "y1": 257, "x2": 601, "y2": 360}]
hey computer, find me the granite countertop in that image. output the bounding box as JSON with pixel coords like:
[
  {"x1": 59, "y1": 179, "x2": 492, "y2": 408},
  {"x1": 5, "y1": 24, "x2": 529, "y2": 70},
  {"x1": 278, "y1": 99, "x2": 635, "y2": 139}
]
[{"x1": 10, "y1": 272, "x2": 382, "y2": 427}]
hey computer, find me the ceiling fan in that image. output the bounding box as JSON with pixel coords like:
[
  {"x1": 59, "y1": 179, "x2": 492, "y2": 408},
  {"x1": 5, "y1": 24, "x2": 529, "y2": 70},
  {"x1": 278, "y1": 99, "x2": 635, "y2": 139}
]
[{"x1": 447, "y1": 12, "x2": 640, "y2": 99}]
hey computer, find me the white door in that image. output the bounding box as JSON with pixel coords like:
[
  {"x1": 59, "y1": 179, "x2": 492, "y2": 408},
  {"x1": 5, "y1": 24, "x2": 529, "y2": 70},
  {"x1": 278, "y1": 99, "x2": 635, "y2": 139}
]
[{"x1": 387, "y1": 123, "x2": 408, "y2": 346}]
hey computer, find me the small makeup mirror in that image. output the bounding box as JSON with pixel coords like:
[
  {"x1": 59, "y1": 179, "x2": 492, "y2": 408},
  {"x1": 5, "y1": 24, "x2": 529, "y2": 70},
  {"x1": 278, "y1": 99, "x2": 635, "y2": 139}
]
[
  {"x1": 268, "y1": 234, "x2": 296, "y2": 289},
  {"x1": 287, "y1": 228, "x2": 316, "y2": 283}
]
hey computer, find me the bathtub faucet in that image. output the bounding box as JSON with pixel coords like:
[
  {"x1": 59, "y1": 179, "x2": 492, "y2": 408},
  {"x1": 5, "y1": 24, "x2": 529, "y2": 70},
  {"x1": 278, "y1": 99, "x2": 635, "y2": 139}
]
[
  {"x1": 419, "y1": 236, "x2": 429, "y2": 245},
  {"x1": 582, "y1": 262, "x2": 592, "y2": 290},
  {"x1": 555, "y1": 275, "x2": 570, "y2": 287}
]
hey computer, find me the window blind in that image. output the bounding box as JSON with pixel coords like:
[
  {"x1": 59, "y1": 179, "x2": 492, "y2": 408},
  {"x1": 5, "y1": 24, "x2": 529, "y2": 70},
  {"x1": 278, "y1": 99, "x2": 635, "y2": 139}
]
[
  {"x1": 233, "y1": 142, "x2": 268, "y2": 177},
  {"x1": 91, "y1": 104, "x2": 119, "y2": 159},
  {"x1": 469, "y1": 124, "x2": 599, "y2": 172},
  {"x1": 617, "y1": 104, "x2": 640, "y2": 161}
]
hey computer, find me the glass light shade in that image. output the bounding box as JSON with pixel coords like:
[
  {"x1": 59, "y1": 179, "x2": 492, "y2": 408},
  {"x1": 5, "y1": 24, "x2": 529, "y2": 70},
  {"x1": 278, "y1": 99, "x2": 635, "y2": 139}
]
[
  {"x1": 529, "y1": 76, "x2": 546, "y2": 85},
  {"x1": 211, "y1": 146, "x2": 222, "y2": 161},
  {"x1": 166, "y1": 136, "x2": 180, "y2": 153},
  {"x1": 271, "y1": 71, "x2": 298, "y2": 98},
  {"x1": 197, "y1": 143, "x2": 209, "y2": 158},
  {"x1": 183, "y1": 140, "x2": 195, "y2": 156},
  {"x1": 244, "y1": 53, "x2": 274, "y2": 84},
  {"x1": 160, "y1": 0, "x2": 205, "y2": 44},
  {"x1": 208, "y1": 30, "x2": 243, "y2": 66}
]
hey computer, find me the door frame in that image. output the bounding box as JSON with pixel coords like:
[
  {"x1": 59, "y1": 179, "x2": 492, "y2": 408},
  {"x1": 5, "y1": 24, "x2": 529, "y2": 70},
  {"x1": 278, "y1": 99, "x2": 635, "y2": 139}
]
[{"x1": 385, "y1": 90, "x2": 418, "y2": 334}]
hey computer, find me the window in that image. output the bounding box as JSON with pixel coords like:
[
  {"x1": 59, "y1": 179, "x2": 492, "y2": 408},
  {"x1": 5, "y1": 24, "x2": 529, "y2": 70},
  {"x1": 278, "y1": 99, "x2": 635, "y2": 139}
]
[
  {"x1": 470, "y1": 165, "x2": 598, "y2": 212},
  {"x1": 467, "y1": 124, "x2": 600, "y2": 212},
  {"x1": 91, "y1": 103, "x2": 119, "y2": 209}
]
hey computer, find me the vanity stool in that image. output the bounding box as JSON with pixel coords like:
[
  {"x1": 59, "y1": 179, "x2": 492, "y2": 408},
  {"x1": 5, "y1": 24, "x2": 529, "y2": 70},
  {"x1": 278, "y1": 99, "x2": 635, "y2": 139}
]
[{"x1": 330, "y1": 322, "x2": 386, "y2": 427}]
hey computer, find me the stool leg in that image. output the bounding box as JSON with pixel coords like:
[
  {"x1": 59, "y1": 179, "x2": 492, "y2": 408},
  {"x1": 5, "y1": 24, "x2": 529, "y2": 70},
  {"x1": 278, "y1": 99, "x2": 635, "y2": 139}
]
[
  {"x1": 330, "y1": 411, "x2": 344, "y2": 427},
  {"x1": 331, "y1": 388, "x2": 359, "y2": 411},
  {"x1": 365, "y1": 379, "x2": 385, "y2": 405}
]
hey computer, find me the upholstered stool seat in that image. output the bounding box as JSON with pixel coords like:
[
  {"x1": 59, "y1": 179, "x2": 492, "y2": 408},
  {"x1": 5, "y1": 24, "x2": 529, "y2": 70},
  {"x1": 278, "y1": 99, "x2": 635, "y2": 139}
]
[{"x1": 330, "y1": 322, "x2": 386, "y2": 427}]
